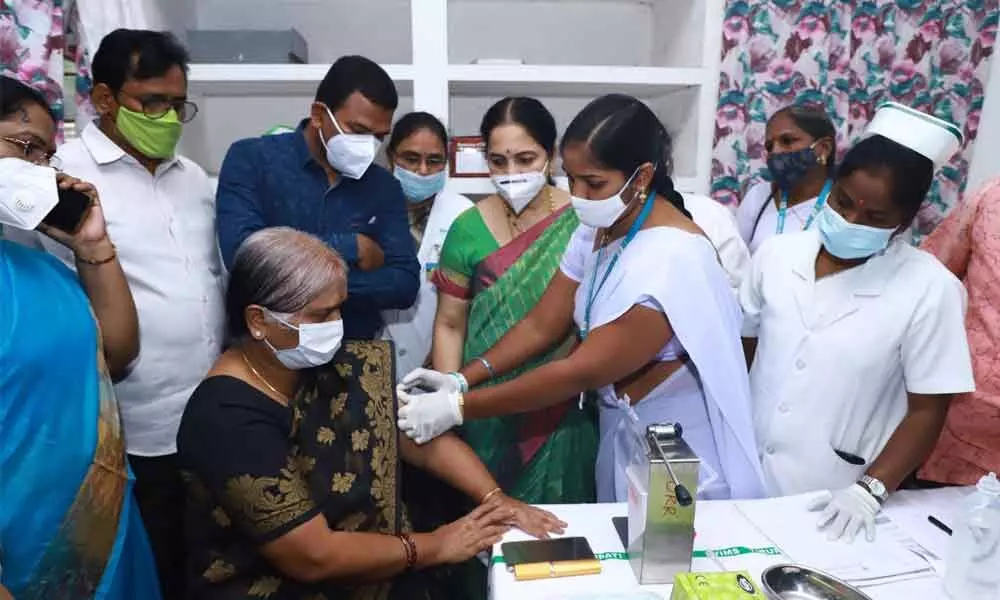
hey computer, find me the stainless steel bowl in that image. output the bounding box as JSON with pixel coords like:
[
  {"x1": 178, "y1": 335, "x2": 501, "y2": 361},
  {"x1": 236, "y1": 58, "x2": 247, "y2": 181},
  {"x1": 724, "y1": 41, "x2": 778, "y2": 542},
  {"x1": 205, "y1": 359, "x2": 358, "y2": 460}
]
[{"x1": 761, "y1": 565, "x2": 874, "y2": 600}]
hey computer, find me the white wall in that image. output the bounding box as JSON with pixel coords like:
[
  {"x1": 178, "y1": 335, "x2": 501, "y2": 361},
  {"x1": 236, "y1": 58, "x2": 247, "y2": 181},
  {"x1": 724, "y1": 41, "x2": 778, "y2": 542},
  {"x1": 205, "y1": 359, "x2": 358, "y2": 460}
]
[
  {"x1": 448, "y1": 2, "x2": 652, "y2": 66},
  {"x1": 193, "y1": 0, "x2": 413, "y2": 64},
  {"x1": 967, "y1": 52, "x2": 1000, "y2": 193}
]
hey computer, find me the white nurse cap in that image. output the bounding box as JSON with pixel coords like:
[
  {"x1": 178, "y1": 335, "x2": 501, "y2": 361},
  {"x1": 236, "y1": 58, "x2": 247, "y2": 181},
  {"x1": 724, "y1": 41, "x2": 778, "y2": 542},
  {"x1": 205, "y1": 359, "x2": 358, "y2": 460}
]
[{"x1": 863, "y1": 102, "x2": 963, "y2": 170}]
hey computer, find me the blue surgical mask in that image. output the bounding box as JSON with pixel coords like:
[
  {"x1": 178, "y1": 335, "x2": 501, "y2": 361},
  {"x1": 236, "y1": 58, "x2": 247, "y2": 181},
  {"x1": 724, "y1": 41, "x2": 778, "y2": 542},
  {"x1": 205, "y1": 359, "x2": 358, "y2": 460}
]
[
  {"x1": 817, "y1": 203, "x2": 895, "y2": 260},
  {"x1": 394, "y1": 166, "x2": 446, "y2": 203}
]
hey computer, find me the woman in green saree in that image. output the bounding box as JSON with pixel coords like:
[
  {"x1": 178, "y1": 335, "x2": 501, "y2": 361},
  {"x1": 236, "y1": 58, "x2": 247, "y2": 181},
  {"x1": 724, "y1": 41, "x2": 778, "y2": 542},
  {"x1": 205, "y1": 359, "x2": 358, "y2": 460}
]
[{"x1": 430, "y1": 97, "x2": 598, "y2": 504}]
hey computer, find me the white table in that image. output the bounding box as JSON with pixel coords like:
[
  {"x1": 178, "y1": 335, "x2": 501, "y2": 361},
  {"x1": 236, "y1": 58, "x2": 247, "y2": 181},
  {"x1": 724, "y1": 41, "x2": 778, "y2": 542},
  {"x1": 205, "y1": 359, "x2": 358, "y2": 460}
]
[{"x1": 489, "y1": 500, "x2": 947, "y2": 600}]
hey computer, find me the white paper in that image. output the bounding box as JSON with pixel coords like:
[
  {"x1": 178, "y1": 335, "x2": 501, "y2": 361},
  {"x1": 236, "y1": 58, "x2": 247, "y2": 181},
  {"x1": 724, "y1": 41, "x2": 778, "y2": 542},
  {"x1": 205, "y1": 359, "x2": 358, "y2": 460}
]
[
  {"x1": 883, "y1": 486, "x2": 974, "y2": 573},
  {"x1": 734, "y1": 492, "x2": 933, "y2": 583}
]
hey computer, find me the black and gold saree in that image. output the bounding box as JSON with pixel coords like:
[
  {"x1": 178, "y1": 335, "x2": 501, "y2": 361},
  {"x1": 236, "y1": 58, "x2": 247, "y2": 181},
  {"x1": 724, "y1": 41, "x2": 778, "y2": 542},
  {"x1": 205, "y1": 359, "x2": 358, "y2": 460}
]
[{"x1": 178, "y1": 341, "x2": 454, "y2": 600}]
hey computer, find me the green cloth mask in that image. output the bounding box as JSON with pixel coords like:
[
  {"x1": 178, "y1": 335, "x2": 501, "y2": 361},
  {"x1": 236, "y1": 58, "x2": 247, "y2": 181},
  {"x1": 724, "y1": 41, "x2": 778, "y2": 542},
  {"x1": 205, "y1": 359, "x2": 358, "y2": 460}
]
[{"x1": 115, "y1": 105, "x2": 182, "y2": 159}]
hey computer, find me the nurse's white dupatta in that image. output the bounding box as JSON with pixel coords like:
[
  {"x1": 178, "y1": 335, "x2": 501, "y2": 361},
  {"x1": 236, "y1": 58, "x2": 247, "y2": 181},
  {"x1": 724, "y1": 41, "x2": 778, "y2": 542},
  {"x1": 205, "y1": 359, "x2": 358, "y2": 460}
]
[{"x1": 570, "y1": 225, "x2": 767, "y2": 499}]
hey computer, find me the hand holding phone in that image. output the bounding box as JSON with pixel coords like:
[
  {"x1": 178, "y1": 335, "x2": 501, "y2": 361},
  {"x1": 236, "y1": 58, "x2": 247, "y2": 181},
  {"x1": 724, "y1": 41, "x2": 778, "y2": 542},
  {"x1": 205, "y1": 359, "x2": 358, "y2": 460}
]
[
  {"x1": 42, "y1": 186, "x2": 92, "y2": 234},
  {"x1": 40, "y1": 174, "x2": 113, "y2": 262}
]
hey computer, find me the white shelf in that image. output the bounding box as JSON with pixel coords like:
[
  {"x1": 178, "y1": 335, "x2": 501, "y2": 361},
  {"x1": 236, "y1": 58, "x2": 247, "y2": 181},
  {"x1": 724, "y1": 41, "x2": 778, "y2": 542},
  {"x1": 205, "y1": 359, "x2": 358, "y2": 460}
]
[
  {"x1": 446, "y1": 176, "x2": 700, "y2": 196},
  {"x1": 447, "y1": 65, "x2": 708, "y2": 97},
  {"x1": 170, "y1": 0, "x2": 722, "y2": 195},
  {"x1": 188, "y1": 63, "x2": 416, "y2": 95}
]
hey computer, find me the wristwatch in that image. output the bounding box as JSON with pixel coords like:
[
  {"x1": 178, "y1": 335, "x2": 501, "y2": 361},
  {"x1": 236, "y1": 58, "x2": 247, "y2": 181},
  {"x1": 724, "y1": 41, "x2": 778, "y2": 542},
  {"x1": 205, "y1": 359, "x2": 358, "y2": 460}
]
[{"x1": 858, "y1": 475, "x2": 888, "y2": 504}]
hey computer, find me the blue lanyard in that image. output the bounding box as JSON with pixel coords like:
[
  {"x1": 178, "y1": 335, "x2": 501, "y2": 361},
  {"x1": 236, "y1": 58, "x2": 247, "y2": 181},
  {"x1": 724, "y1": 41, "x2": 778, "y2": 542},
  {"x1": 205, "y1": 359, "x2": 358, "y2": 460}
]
[
  {"x1": 776, "y1": 179, "x2": 833, "y2": 234},
  {"x1": 581, "y1": 191, "x2": 656, "y2": 338}
]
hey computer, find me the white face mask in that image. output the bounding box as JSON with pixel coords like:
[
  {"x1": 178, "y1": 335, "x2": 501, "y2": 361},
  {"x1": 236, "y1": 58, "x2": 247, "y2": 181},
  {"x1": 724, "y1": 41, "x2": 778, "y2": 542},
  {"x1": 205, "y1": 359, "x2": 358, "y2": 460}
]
[
  {"x1": 263, "y1": 309, "x2": 344, "y2": 370},
  {"x1": 0, "y1": 157, "x2": 59, "y2": 231},
  {"x1": 322, "y1": 106, "x2": 380, "y2": 180},
  {"x1": 492, "y1": 164, "x2": 548, "y2": 214},
  {"x1": 570, "y1": 169, "x2": 639, "y2": 228}
]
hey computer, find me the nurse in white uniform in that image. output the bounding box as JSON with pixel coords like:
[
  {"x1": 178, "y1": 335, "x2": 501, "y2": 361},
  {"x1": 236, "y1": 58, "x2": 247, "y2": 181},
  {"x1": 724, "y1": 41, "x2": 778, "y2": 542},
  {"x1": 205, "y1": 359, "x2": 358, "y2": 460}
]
[
  {"x1": 395, "y1": 94, "x2": 766, "y2": 503},
  {"x1": 741, "y1": 103, "x2": 975, "y2": 541},
  {"x1": 736, "y1": 105, "x2": 837, "y2": 254},
  {"x1": 381, "y1": 112, "x2": 473, "y2": 379}
]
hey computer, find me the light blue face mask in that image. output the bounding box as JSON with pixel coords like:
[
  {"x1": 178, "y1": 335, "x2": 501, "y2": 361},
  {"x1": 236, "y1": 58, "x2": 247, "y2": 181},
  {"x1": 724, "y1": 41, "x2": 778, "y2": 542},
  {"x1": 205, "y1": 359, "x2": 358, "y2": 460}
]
[
  {"x1": 394, "y1": 166, "x2": 447, "y2": 203},
  {"x1": 817, "y1": 202, "x2": 896, "y2": 260}
]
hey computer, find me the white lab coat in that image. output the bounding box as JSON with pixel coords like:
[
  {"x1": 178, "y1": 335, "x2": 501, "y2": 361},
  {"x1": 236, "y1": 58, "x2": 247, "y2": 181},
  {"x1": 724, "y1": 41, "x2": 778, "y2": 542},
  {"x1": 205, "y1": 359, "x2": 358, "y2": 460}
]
[
  {"x1": 740, "y1": 231, "x2": 975, "y2": 496},
  {"x1": 735, "y1": 181, "x2": 823, "y2": 254},
  {"x1": 382, "y1": 190, "x2": 472, "y2": 380},
  {"x1": 683, "y1": 193, "x2": 751, "y2": 293}
]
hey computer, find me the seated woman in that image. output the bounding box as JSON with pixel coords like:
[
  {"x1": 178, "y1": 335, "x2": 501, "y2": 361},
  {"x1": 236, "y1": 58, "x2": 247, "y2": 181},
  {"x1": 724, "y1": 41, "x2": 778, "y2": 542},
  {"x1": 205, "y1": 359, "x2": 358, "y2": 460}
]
[
  {"x1": 741, "y1": 104, "x2": 975, "y2": 541},
  {"x1": 0, "y1": 76, "x2": 159, "y2": 599},
  {"x1": 736, "y1": 105, "x2": 837, "y2": 253},
  {"x1": 177, "y1": 227, "x2": 562, "y2": 600},
  {"x1": 400, "y1": 94, "x2": 765, "y2": 503}
]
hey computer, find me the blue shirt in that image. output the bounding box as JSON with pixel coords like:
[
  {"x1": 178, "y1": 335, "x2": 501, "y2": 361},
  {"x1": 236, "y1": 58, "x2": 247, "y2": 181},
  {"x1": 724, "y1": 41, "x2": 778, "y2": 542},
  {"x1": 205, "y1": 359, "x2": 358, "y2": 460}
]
[{"x1": 216, "y1": 123, "x2": 420, "y2": 339}]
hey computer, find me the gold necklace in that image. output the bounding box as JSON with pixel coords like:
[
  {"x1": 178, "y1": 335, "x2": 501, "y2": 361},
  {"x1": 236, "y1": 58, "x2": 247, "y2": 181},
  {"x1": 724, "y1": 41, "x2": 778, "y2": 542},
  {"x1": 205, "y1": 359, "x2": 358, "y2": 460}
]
[
  {"x1": 240, "y1": 350, "x2": 289, "y2": 403},
  {"x1": 506, "y1": 185, "x2": 554, "y2": 236}
]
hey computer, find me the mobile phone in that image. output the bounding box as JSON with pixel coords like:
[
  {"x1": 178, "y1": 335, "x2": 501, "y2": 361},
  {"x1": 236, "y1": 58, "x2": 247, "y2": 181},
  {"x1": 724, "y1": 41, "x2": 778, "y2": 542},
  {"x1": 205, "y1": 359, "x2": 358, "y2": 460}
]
[
  {"x1": 42, "y1": 187, "x2": 92, "y2": 234},
  {"x1": 501, "y1": 537, "x2": 595, "y2": 567}
]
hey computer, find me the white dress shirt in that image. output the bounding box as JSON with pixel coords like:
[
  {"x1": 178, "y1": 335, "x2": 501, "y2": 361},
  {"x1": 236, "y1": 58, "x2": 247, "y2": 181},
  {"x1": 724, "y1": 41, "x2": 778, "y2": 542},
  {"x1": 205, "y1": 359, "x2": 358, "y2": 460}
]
[
  {"x1": 382, "y1": 190, "x2": 472, "y2": 380},
  {"x1": 683, "y1": 192, "x2": 751, "y2": 292},
  {"x1": 740, "y1": 231, "x2": 975, "y2": 496},
  {"x1": 32, "y1": 123, "x2": 225, "y2": 456}
]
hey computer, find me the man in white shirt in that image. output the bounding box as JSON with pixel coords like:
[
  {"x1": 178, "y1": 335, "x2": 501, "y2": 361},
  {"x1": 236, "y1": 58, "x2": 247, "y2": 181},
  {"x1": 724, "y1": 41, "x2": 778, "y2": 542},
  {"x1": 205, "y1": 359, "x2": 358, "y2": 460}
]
[{"x1": 26, "y1": 30, "x2": 224, "y2": 598}]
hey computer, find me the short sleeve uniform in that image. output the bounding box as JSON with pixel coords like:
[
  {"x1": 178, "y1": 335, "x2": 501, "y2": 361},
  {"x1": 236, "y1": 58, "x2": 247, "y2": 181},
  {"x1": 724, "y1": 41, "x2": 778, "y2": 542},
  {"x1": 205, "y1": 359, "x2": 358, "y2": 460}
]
[{"x1": 740, "y1": 231, "x2": 975, "y2": 496}]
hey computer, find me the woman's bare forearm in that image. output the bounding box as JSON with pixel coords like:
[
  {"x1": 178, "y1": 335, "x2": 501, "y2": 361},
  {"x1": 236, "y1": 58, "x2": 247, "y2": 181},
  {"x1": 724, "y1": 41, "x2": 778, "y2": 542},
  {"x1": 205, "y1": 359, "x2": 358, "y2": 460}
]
[
  {"x1": 868, "y1": 393, "x2": 950, "y2": 491},
  {"x1": 74, "y1": 239, "x2": 139, "y2": 377},
  {"x1": 431, "y1": 320, "x2": 466, "y2": 373},
  {"x1": 400, "y1": 434, "x2": 497, "y2": 502},
  {"x1": 262, "y1": 516, "x2": 442, "y2": 584}
]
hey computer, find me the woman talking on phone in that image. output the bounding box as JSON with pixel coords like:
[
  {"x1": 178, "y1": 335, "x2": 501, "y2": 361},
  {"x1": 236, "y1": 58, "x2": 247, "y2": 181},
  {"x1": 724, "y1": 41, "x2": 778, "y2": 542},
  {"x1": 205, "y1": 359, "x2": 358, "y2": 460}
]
[
  {"x1": 0, "y1": 75, "x2": 159, "y2": 599},
  {"x1": 397, "y1": 94, "x2": 765, "y2": 502}
]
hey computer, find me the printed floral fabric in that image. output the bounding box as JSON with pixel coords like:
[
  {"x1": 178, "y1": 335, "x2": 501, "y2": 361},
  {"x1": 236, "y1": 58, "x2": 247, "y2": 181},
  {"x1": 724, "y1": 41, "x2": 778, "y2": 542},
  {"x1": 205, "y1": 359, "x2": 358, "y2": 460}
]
[
  {"x1": 0, "y1": 1, "x2": 93, "y2": 139},
  {"x1": 0, "y1": 0, "x2": 65, "y2": 136},
  {"x1": 919, "y1": 177, "x2": 1000, "y2": 485},
  {"x1": 713, "y1": 0, "x2": 998, "y2": 237}
]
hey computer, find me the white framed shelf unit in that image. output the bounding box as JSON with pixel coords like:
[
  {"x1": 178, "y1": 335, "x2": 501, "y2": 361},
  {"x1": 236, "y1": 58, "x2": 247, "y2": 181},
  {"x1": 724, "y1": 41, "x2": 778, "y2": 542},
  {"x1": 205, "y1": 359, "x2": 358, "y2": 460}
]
[{"x1": 177, "y1": 0, "x2": 724, "y2": 196}]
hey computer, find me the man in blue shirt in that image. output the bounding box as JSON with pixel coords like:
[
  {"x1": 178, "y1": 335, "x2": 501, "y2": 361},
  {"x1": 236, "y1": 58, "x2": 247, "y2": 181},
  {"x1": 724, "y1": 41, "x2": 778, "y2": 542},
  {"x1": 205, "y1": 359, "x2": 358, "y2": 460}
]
[{"x1": 216, "y1": 55, "x2": 419, "y2": 339}]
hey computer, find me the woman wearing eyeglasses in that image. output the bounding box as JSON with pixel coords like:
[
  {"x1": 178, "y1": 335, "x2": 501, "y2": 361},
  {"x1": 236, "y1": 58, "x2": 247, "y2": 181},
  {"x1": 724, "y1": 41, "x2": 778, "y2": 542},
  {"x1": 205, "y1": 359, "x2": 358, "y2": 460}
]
[
  {"x1": 382, "y1": 112, "x2": 473, "y2": 380},
  {"x1": 0, "y1": 75, "x2": 159, "y2": 599},
  {"x1": 15, "y1": 29, "x2": 224, "y2": 600}
]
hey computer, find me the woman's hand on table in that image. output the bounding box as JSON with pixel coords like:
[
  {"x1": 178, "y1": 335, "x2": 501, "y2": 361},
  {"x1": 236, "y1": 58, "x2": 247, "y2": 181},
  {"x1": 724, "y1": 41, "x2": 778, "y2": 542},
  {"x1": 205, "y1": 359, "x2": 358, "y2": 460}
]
[
  {"x1": 488, "y1": 492, "x2": 567, "y2": 539},
  {"x1": 422, "y1": 502, "x2": 512, "y2": 565}
]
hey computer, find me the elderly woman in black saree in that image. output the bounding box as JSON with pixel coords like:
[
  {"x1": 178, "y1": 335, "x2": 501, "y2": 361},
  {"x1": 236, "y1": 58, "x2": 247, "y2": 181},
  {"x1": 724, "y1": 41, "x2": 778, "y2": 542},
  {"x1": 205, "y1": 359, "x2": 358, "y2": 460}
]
[{"x1": 176, "y1": 227, "x2": 564, "y2": 600}]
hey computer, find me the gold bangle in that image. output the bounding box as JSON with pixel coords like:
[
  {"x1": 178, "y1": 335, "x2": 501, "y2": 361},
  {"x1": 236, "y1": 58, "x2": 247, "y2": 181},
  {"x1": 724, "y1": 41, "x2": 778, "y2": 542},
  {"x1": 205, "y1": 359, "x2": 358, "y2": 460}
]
[
  {"x1": 398, "y1": 533, "x2": 417, "y2": 570},
  {"x1": 457, "y1": 392, "x2": 465, "y2": 419},
  {"x1": 76, "y1": 245, "x2": 117, "y2": 266},
  {"x1": 480, "y1": 487, "x2": 502, "y2": 504}
]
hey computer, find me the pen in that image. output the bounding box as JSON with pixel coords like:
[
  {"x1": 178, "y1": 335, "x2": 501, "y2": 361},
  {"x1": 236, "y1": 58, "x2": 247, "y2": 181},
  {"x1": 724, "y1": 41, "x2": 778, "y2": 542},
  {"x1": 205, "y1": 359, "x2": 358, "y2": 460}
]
[{"x1": 928, "y1": 515, "x2": 953, "y2": 536}]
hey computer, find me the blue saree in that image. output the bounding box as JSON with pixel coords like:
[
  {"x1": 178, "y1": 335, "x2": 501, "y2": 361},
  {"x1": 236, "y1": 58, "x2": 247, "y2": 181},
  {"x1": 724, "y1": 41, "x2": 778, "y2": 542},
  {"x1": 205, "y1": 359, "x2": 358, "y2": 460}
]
[{"x1": 0, "y1": 240, "x2": 161, "y2": 599}]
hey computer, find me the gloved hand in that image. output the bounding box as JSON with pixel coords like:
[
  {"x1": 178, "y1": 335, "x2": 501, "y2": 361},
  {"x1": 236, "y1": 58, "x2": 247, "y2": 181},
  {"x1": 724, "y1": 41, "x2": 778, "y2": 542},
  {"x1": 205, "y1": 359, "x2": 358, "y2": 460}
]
[
  {"x1": 397, "y1": 386, "x2": 463, "y2": 444},
  {"x1": 808, "y1": 483, "x2": 881, "y2": 543},
  {"x1": 400, "y1": 368, "x2": 466, "y2": 394}
]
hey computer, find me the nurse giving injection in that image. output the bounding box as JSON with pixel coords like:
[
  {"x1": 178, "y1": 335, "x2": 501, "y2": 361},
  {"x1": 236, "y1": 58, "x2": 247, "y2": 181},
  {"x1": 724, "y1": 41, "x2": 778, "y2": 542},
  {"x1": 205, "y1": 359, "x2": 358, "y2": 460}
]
[{"x1": 740, "y1": 103, "x2": 975, "y2": 542}]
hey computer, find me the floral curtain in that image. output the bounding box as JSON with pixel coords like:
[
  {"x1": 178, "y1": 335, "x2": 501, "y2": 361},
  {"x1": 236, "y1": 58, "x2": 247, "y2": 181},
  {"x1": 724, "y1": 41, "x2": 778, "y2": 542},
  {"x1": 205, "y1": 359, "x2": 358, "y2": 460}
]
[
  {"x1": 0, "y1": 0, "x2": 94, "y2": 139},
  {"x1": 712, "y1": 0, "x2": 999, "y2": 236},
  {"x1": 0, "y1": 0, "x2": 66, "y2": 136}
]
